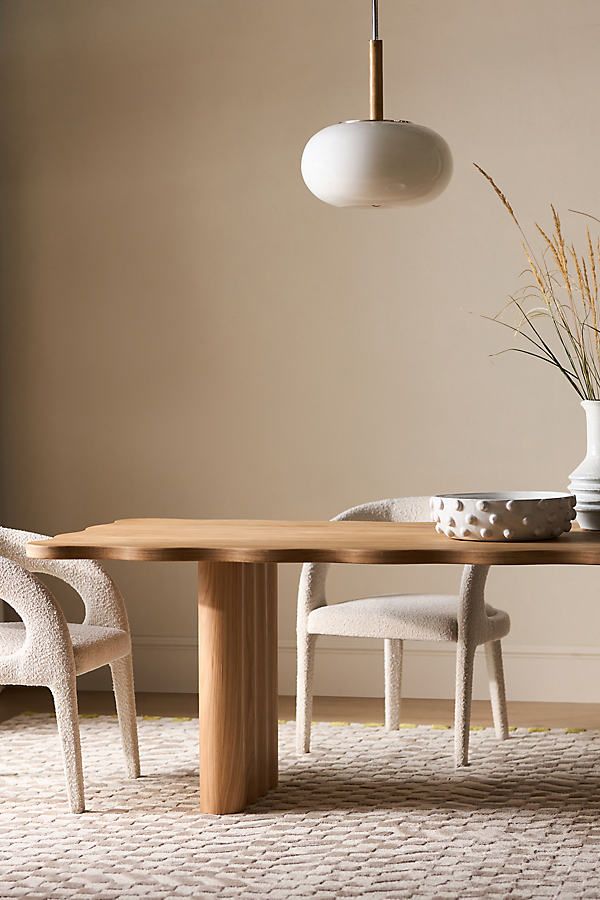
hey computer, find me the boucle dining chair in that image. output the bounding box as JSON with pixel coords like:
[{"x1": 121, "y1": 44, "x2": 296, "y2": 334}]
[
  {"x1": 296, "y1": 497, "x2": 510, "y2": 767},
  {"x1": 0, "y1": 527, "x2": 140, "y2": 813}
]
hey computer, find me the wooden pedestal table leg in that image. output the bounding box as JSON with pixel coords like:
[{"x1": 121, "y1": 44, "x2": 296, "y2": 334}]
[
  {"x1": 198, "y1": 561, "x2": 278, "y2": 814},
  {"x1": 243, "y1": 564, "x2": 258, "y2": 805},
  {"x1": 266, "y1": 563, "x2": 278, "y2": 788},
  {"x1": 253, "y1": 563, "x2": 279, "y2": 795}
]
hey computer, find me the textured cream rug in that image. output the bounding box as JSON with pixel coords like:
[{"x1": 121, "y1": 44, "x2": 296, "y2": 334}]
[{"x1": 0, "y1": 714, "x2": 599, "y2": 898}]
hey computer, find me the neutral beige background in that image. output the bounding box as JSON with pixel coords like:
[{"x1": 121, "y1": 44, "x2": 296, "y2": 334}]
[{"x1": 2, "y1": 0, "x2": 600, "y2": 701}]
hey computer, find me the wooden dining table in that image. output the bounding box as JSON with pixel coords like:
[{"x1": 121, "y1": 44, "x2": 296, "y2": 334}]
[{"x1": 26, "y1": 518, "x2": 600, "y2": 815}]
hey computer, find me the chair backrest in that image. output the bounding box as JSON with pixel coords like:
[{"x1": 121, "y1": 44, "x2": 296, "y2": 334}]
[
  {"x1": 0, "y1": 526, "x2": 129, "y2": 631},
  {"x1": 297, "y1": 497, "x2": 432, "y2": 625},
  {"x1": 0, "y1": 527, "x2": 51, "y2": 571},
  {"x1": 331, "y1": 496, "x2": 431, "y2": 525}
]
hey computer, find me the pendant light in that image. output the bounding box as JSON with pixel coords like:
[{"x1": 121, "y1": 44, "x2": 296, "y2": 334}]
[{"x1": 301, "y1": 0, "x2": 452, "y2": 208}]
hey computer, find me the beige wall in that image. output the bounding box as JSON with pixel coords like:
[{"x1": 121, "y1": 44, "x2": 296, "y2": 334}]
[{"x1": 3, "y1": 0, "x2": 600, "y2": 700}]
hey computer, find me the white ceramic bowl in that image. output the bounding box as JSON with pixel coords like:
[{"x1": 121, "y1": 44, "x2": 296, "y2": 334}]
[{"x1": 430, "y1": 492, "x2": 577, "y2": 542}]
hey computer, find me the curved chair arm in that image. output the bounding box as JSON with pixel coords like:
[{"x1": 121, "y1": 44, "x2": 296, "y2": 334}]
[
  {"x1": 297, "y1": 561, "x2": 329, "y2": 635},
  {"x1": 297, "y1": 496, "x2": 433, "y2": 633},
  {"x1": 0, "y1": 528, "x2": 129, "y2": 631},
  {"x1": 300, "y1": 563, "x2": 494, "y2": 640},
  {"x1": 456, "y1": 564, "x2": 491, "y2": 644},
  {"x1": 0, "y1": 557, "x2": 74, "y2": 687},
  {"x1": 28, "y1": 558, "x2": 129, "y2": 631}
]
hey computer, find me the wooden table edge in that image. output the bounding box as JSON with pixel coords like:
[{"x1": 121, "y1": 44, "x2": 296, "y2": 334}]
[{"x1": 25, "y1": 543, "x2": 600, "y2": 566}]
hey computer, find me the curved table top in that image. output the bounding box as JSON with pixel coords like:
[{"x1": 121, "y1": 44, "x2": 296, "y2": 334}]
[{"x1": 24, "y1": 518, "x2": 600, "y2": 565}]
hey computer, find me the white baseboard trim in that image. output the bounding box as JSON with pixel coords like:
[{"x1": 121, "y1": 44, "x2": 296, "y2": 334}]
[
  {"x1": 78, "y1": 635, "x2": 600, "y2": 703},
  {"x1": 278, "y1": 640, "x2": 600, "y2": 703}
]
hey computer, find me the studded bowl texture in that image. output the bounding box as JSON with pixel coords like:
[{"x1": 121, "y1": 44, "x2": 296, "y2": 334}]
[{"x1": 430, "y1": 492, "x2": 577, "y2": 542}]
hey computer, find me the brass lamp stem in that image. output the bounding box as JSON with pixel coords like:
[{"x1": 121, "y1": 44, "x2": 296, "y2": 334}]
[
  {"x1": 369, "y1": 39, "x2": 383, "y2": 120},
  {"x1": 369, "y1": 0, "x2": 383, "y2": 119}
]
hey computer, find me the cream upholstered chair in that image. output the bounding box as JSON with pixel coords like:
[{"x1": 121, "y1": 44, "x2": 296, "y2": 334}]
[
  {"x1": 0, "y1": 527, "x2": 140, "y2": 813},
  {"x1": 296, "y1": 497, "x2": 510, "y2": 767}
]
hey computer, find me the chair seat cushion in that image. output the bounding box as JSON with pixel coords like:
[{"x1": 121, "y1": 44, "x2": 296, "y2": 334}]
[
  {"x1": 0, "y1": 622, "x2": 131, "y2": 675},
  {"x1": 307, "y1": 594, "x2": 510, "y2": 643}
]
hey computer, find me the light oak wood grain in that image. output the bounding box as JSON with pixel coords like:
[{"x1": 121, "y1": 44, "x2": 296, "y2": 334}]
[
  {"x1": 253, "y1": 564, "x2": 269, "y2": 798},
  {"x1": 369, "y1": 39, "x2": 384, "y2": 120},
  {"x1": 197, "y1": 561, "x2": 278, "y2": 814},
  {"x1": 26, "y1": 519, "x2": 600, "y2": 565},
  {"x1": 198, "y1": 562, "x2": 246, "y2": 814},
  {"x1": 242, "y1": 564, "x2": 258, "y2": 804},
  {"x1": 266, "y1": 563, "x2": 278, "y2": 789}
]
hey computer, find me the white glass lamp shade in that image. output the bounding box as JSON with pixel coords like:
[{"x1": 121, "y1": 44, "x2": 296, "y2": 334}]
[{"x1": 301, "y1": 119, "x2": 452, "y2": 208}]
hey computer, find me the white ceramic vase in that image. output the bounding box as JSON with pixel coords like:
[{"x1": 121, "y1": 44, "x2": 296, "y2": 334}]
[{"x1": 568, "y1": 400, "x2": 600, "y2": 530}]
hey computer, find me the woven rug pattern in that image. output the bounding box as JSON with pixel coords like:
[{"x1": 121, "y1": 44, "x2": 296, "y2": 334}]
[{"x1": 1, "y1": 714, "x2": 600, "y2": 898}]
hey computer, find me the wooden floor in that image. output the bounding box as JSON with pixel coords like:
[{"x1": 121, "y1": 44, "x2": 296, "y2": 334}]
[{"x1": 0, "y1": 686, "x2": 599, "y2": 729}]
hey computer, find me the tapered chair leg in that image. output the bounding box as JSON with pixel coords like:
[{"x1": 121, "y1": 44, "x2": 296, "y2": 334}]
[
  {"x1": 384, "y1": 639, "x2": 403, "y2": 730},
  {"x1": 296, "y1": 632, "x2": 317, "y2": 754},
  {"x1": 51, "y1": 677, "x2": 85, "y2": 814},
  {"x1": 110, "y1": 654, "x2": 141, "y2": 778},
  {"x1": 485, "y1": 639, "x2": 509, "y2": 741},
  {"x1": 454, "y1": 640, "x2": 476, "y2": 768}
]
